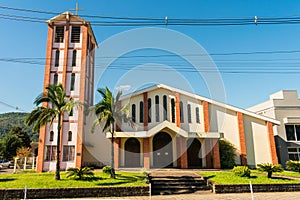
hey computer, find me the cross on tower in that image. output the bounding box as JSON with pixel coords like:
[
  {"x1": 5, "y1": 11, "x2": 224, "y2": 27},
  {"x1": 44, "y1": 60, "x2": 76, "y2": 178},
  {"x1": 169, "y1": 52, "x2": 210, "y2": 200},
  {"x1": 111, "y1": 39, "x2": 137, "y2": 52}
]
[{"x1": 70, "y1": 2, "x2": 84, "y2": 16}]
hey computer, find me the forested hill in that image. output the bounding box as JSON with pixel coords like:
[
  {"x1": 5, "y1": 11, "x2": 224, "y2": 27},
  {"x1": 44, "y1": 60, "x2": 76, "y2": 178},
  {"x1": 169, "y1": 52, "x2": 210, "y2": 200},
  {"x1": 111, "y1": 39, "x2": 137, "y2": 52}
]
[{"x1": 0, "y1": 112, "x2": 38, "y2": 141}]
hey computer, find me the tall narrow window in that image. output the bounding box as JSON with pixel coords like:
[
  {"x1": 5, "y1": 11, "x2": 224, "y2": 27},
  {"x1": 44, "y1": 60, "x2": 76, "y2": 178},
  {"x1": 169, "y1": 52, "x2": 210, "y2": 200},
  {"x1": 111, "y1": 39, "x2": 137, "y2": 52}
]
[
  {"x1": 187, "y1": 104, "x2": 192, "y2": 123},
  {"x1": 163, "y1": 95, "x2": 167, "y2": 121},
  {"x1": 71, "y1": 26, "x2": 81, "y2": 43},
  {"x1": 139, "y1": 101, "x2": 144, "y2": 123},
  {"x1": 54, "y1": 26, "x2": 64, "y2": 43},
  {"x1": 180, "y1": 101, "x2": 184, "y2": 123},
  {"x1": 196, "y1": 107, "x2": 200, "y2": 123},
  {"x1": 72, "y1": 50, "x2": 77, "y2": 66},
  {"x1": 68, "y1": 131, "x2": 72, "y2": 142},
  {"x1": 148, "y1": 98, "x2": 152, "y2": 123},
  {"x1": 132, "y1": 104, "x2": 136, "y2": 122},
  {"x1": 53, "y1": 73, "x2": 58, "y2": 85},
  {"x1": 55, "y1": 50, "x2": 60, "y2": 67},
  {"x1": 155, "y1": 95, "x2": 159, "y2": 122},
  {"x1": 70, "y1": 73, "x2": 75, "y2": 91},
  {"x1": 171, "y1": 98, "x2": 176, "y2": 123},
  {"x1": 49, "y1": 131, "x2": 54, "y2": 142}
]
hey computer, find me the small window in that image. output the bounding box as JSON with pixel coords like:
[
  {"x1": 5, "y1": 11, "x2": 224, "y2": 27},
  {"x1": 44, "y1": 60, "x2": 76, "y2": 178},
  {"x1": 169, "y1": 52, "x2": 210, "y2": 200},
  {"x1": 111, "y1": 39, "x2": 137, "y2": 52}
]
[
  {"x1": 286, "y1": 125, "x2": 296, "y2": 141},
  {"x1": 54, "y1": 26, "x2": 64, "y2": 43},
  {"x1": 71, "y1": 26, "x2": 81, "y2": 43},
  {"x1": 68, "y1": 131, "x2": 72, "y2": 142},
  {"x1": 288, "y1": 148, "x2": 300, "y2": 161},
  {"x1": 55, "y1": 50, "x2": 60, "y2": 67},
  {"x1": 148, "y1": 98, "x2": 152, "y2": 123},
  {"x1": 163, "y1": 95, "x2": 167, "y2": 120},
  {"x1": 49, "y1": 131, "x2": 54, "y2": 142},
  {"x1": 53, "y1": 74, "x2": 58, "y2": 85},
  {"x1": 70, "y1": 73, "x2": 75, "y2": 91},
  {"x1": 62, "y1": 145, "x2": 75, "y2": 161},
  {"x1": 132, "y1": 104, "x2": 136, "y2": 123},
  {"x1": 139, "y1": 101, "x2": 144, "y2": 123},
  {"x1": 196, "y1": 107, "x2": 200, "y2": 123},
  {"x1": 155, "y1": 95, "x2": 159, "y2": 122},
  {"x1": 171, "y1": 99, "x2": 175, "y2": 123},
  {"x1": 187, "y1": 104, "x2": 192, "y2": 123},
  {"x1": 180, "y1": 101, "x2": 184, "y2": 123},
  {"x1": 72, "y1": 50, "x2": 77, "y2": 66}
]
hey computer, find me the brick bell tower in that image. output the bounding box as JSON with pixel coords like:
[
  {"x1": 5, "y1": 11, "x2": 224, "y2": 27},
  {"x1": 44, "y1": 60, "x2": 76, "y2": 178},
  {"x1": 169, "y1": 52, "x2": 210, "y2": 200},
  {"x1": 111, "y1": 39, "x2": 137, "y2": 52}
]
[{"x1": 37, "y1": 12, "x2": 97, "y2": 172}]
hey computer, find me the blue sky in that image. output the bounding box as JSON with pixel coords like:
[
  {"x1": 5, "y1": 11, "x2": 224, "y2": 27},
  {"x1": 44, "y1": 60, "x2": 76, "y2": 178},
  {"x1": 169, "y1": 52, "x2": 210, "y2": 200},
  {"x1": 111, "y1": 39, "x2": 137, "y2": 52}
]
[{"x1": 0, "y1": 0, "x2": 300, "y2": 113}]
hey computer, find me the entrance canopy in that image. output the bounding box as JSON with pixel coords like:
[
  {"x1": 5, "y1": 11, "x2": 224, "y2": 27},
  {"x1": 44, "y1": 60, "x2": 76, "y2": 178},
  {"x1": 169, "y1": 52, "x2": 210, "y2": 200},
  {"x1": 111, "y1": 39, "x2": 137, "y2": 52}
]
[{"x1": 106, "y1": 120, "x2": 221, "y2": 139}]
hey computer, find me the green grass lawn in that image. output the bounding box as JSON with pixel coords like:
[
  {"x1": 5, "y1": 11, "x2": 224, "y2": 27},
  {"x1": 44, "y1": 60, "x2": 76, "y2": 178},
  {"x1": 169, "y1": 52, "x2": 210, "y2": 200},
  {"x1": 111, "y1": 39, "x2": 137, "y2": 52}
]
[
  {"x1": 0, "y1": 171, "x2": 148, "y2": 189},
  {"x1": 200, "y1": 171, "x2": 300, "y2": 185}
]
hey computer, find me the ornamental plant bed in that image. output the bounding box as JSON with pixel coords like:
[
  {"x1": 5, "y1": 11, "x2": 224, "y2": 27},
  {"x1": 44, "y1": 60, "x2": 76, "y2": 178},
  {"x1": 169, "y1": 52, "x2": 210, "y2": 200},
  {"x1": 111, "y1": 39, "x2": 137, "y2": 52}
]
[
  {"x1": 200, "y1": 171, "x2": 300, "y2": 193},
  {"x1": 0, "y1": 171, "x2": 148, "y2": 189}
]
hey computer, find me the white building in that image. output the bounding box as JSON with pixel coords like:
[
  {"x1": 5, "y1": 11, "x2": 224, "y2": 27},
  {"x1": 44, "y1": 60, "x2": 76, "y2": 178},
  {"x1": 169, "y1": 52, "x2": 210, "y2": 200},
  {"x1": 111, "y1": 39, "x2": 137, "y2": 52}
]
[{"x1": 249, "y1": 90, "x2": 300, "y2": 167}]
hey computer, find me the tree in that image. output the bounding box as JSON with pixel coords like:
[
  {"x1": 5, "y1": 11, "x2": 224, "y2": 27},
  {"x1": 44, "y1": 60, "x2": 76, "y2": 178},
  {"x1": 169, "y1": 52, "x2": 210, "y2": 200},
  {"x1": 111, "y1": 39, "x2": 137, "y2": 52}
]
[
  {"x1": 257, "y1": 163, "x2": 283, "y2": 178},
  {"x1": 0, "y1": 134, "x2": 22, "y2": 159},
  {"x1": 219, "y1": 139, "x2": 236, "y2": 169},
  {"x1": 25, "y1": 84, "x2": 77, "y2": 180},
  {"x1": 93, "y1": 87, "x2": 129, "y2": 179},
  {"x1": 9, "y1": 127, "x2": 31, "y2": 148},
  {"x1": 66, "y1": 167, "x2": 94, "y2": 180},
  {"x1": 286, "y1": 160, "x2": 300, "y2": 173}
]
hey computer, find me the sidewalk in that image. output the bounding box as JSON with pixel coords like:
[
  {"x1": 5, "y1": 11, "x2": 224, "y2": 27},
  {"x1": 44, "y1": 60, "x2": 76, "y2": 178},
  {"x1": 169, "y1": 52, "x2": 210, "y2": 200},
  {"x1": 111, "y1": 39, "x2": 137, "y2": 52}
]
[{"x1": 39, "y1": 191, "x2": 300, "y2": 200}]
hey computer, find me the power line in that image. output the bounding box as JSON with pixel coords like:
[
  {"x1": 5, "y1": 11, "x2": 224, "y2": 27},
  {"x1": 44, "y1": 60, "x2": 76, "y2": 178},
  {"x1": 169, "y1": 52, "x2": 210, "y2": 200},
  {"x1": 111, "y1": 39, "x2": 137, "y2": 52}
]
[{"x1": 0, "y1": 100, "x2": 25, "y2": 112}]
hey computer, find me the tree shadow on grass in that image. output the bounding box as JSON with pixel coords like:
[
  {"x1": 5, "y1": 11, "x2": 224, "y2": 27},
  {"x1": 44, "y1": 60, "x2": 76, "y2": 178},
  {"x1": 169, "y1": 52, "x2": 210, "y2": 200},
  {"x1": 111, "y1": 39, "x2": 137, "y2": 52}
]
[
  {"x1": 270, "y1": 177, "x2": 291, "y2": 181},
  {"x1": 248, "y1": 175, "x2": 258, "y2": 179},
  {"x1": 0, "y1": 178, "x2": 16, "y2": 182},
  {"x1": 95, "y1": 174, "x2": 143, "y2": 186}
]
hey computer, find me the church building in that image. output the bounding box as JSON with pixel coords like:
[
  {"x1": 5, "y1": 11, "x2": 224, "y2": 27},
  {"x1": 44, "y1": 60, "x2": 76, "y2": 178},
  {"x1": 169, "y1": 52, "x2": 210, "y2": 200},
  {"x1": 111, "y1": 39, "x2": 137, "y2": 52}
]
[{"x1": 38, "y1": 12, "x2": 280, "y2": 171}]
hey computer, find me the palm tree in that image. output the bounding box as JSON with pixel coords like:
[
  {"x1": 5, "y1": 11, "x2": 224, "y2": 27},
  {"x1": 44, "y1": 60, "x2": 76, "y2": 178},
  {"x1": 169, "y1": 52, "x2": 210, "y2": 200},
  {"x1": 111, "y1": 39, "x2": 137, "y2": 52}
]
[
  {"x1": 25, "y1": 84, "x2": 77, "y2": 180},
  {"x1": 93, "y1": 87, "x2": 129, "y2": 179}
]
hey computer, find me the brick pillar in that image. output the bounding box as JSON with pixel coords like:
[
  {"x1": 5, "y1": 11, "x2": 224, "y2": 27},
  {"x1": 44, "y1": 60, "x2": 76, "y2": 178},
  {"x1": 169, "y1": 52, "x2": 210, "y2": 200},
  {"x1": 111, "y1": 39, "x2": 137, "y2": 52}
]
[
  {"x1": 176, "y1": 137, "x2": 181, "y2": 168},
  {"x1": 267, "y1": 121, "x2": 278, "y2": 164},
  {"x1": 180, "y1": 137, "x2": 188, "y2": 169},
  {"x1": 114, "y1": 138, "x2": 120, "y2": 169},
  {"x1": 212, "y1": 139, "x2": 221, "y2": 169},
  {"x1": 237, "y1": 112, "x2": 247, "y2": 166},
  {"x1": 143, "y1": 92, "x2": 148, "y2": 131},
  {"x1": 203, "y1": 101, "x2": 212, "y2": 168},
  {"x1": 175, "y1": 93, "x2": 181, "y2": 128},
  {"x1": 143, "y1": 138, "x2": 150, "y2": 169}
]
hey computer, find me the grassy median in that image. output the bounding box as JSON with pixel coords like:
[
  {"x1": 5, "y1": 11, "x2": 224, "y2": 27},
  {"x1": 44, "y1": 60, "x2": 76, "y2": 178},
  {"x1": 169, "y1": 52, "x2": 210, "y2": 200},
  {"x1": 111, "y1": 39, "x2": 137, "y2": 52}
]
[{"x1": 0, "y1": 171, "x2": 148, "y2": 189}]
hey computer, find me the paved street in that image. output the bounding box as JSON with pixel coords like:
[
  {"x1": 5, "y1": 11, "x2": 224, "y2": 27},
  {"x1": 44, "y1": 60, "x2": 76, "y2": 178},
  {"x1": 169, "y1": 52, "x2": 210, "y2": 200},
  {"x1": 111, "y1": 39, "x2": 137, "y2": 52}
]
[{"x1": 38, "y1": 191, "x2": 300, "y2": 200}]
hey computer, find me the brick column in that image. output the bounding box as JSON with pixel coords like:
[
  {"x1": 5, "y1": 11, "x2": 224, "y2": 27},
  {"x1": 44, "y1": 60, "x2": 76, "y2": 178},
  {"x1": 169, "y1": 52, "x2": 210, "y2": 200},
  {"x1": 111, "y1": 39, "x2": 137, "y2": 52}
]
[
  {"x1": 37, "y1": 26, "x2": 54, "y2": 173},
  {"x1": 212, "y1": 139, "x2": 221, "y2": 169},
  {"x1": 237, "y1": 112, "x2": 247, "y2": 166},
  {"x1": 267, "y1": 121, "x2": 278, "y2": 164},
  {"x1": 203, "y1": 101, "x2": 212, "y2": 168},
  {"x1": 143, "y1": 92, "x2": 148, "y2": 131},
  {"x1": 180, "y1": 137, "x2": 188, "y2": 169},
  {"x1": 114, "y1": 138, "x2": 120, "y2": 169},
  {"x1": 175, "y1": 93, "x2": 181, "y2": 128},
  {"x1": 143, "y1": 138, "x2": 150, "y2": 169}
]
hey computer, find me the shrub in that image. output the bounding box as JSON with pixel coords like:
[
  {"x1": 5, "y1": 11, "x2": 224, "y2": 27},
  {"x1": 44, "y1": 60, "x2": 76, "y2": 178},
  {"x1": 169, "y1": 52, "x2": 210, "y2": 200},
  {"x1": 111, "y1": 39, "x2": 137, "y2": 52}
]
[
  {"x1": 219, "y1": 139, "x2": 236, "y2": 169},
  {"x1": 102, "y1": 165, "x2": 112, "y2": 175},
  {"x1": 66, "y1": 167, "x2": 94, "y2": 180},
  {"x1": 257, "y1": 163, "x2": 283, "y2": 178},
  {"x1": 286, "y1": 160, "x2": 300, "y2": 173},
  {"x1": 232, "y1": 166, "x2": 251, "y2": 177},
  {"x1": 140, "y1": 168, "x2": 149, "y2": 184}
]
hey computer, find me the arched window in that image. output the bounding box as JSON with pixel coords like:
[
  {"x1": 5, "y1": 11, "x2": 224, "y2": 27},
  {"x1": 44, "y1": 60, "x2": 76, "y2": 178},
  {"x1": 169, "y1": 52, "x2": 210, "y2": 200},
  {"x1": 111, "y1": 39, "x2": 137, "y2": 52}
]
[
  {"x1": 132, "y1": 104, "x2": 136, "y2": 122},
  {"x1": 49, "y1": 131, "x2": 54, "y2": 142},
  {"x1": 163, "y1": 95, "x2": 167, "y2": 120},
  {"x1": 187, "y1": 104, "x2": 192, "y2": 123},
  {"x1": 180, "y1": 101, "x2": 184, "y2": 123},
  {"x1": 70, "y1": 73, "x2": 75, "y2": 91},
  {"x1": 196, "y1": 107, "x2": 200, "y2": 123},
  {"x1": 155, "y1": 95, "x2": 159, "y2": 122},
  {"x1": 171, "y1": 98, "x2": 175, "y2": 123},
  {"x1": 139, "y1": 101, "x2": 144, "y2": 123},
  {"x1": 72, "y1": 50, "x2": 77, "y2": 66},
  {"x1": 68, "y1": 131, "x2": 72, "y2": 141},
  {"x1": 55, "y1": 50, "x2": 60, "y2": 67},
  {"x1": 148, "y1": 98, "x2": 151, "y2": 123},
  {"x1": 53, "y1": 73, "x2": 58, "y2": 85}
]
